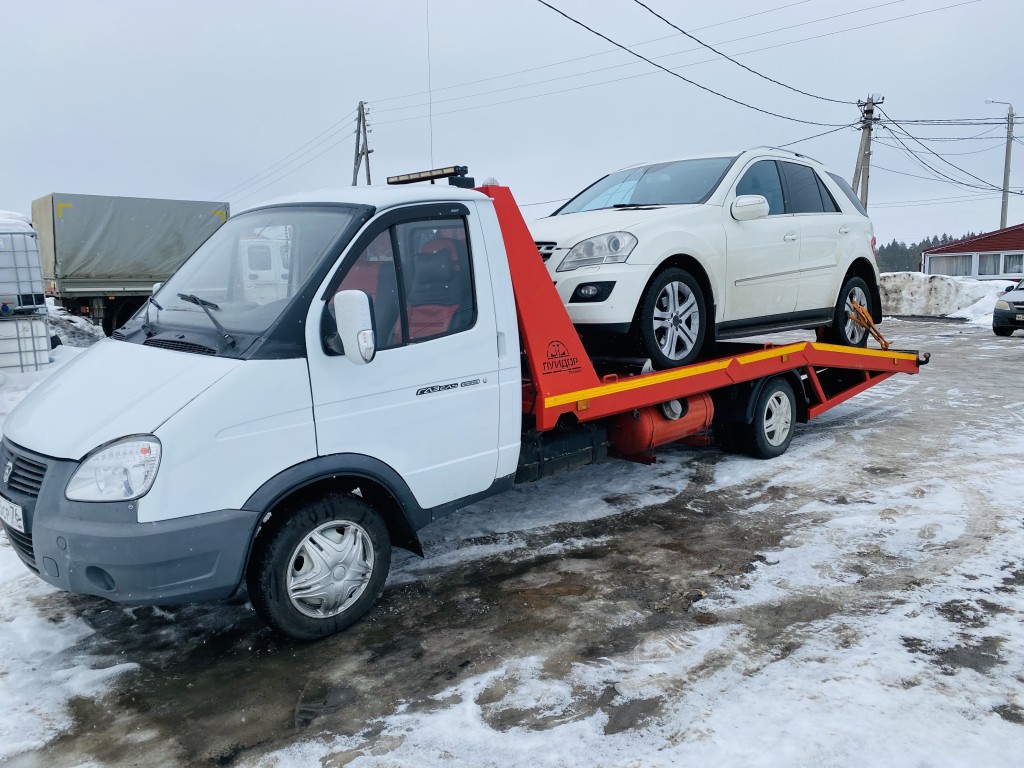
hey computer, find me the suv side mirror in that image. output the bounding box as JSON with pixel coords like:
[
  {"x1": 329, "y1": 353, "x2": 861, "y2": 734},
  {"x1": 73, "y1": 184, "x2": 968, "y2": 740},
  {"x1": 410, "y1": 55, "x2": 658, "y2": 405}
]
[
  {"x1": 731, "y1": 195, "x2": 770, "y2": 221},
  {"x1": 331, "y1": 290, "x2": 377, "y2": 364}
]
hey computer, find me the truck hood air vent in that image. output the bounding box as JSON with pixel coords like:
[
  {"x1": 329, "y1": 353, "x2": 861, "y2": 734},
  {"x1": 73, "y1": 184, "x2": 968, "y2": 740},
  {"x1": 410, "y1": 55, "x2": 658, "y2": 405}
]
[
  {"x1": 143, "y1": 338, "x2": 217, "y2": 356},
  {"x1": 111, "y1": 330, "x2": 127, "y2": 341}
]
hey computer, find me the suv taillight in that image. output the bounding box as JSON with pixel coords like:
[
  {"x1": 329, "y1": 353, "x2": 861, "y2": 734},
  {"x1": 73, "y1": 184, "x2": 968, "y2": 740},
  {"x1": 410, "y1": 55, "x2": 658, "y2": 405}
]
[{"x1": 871, "y1": 235, "x2": 878, "y2": 257}]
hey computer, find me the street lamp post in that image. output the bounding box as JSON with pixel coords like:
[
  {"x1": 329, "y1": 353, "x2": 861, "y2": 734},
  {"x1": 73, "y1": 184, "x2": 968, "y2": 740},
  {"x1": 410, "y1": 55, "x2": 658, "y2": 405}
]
[{"x1": 986, "y1": 99, "x2": 1014, "y2": 230}]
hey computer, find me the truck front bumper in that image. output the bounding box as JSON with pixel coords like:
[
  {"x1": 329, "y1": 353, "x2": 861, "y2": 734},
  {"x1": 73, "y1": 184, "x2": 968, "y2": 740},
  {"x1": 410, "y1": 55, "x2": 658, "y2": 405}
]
[{"x1": 0, "y1": 439, "x2": 260, "y2": 605}]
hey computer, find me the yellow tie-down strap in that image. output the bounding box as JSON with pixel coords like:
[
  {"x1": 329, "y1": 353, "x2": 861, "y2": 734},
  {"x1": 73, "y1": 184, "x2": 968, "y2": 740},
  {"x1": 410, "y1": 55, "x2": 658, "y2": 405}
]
[{"x1": 543, "y1": 342, "x2": 918, "y2": 409}]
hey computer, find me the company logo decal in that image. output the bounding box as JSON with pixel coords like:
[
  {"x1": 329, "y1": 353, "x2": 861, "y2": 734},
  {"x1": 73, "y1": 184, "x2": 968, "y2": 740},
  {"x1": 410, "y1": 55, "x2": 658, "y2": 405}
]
[
  {"x1": 542, "y1": 339, "x2": 581, "y2": 376},
  {"x1": 3, "y1": 461, "x2": 12, "y2": 485}
]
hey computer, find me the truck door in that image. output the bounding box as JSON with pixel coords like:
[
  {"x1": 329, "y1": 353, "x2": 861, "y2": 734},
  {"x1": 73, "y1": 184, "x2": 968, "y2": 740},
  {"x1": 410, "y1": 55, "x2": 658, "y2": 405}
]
[{"x1": 305, "y1": 202, "x2": 501, "y2": 510}]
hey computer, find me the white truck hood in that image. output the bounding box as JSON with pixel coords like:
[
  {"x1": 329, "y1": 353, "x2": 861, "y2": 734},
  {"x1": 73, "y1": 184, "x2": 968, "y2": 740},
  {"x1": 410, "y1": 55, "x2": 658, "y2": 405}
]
[
  {"x1": 3, "y1": 339, "x2": 243, "y2": 460},
  {"x1": 528, "y1": 205, "x2": 700, "y2": 247}
]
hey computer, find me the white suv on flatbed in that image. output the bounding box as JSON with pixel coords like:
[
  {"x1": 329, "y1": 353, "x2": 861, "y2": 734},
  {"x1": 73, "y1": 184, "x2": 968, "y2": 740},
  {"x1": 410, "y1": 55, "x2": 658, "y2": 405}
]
[{"x1": 529, "y1": 148, "x2": 881, "y2": 368}]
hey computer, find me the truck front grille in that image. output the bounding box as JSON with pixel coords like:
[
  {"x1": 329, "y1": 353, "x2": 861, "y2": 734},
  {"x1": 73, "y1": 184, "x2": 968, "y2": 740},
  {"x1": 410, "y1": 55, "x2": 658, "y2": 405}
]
[
  {"x1": 2, "y1": 450, "x2": 46, "y2": 498},
  {"x1": 1, "y1": 523, "x2": 37, "y2": 573},
  {"x1": 535, "y1": 242, "x2": 557, "y2": 262},
  {"x1": 144, "y1": 338, "x2": 217, "y2": 355}
]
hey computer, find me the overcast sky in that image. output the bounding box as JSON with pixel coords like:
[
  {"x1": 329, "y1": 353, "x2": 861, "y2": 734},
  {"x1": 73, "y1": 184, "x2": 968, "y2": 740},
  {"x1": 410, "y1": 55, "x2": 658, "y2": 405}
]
[{"x1": 3, "y1": 0, "x2": 1021, "y2": 244}]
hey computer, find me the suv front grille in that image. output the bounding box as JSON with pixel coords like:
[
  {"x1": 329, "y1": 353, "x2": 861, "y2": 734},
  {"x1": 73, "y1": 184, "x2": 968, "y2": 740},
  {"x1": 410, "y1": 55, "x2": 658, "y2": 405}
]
[
  {"x1": 1012, "y1": 301, "x2": 1024, "y2": 311},
  {"x1": 2, "y1": 523, "x2": 37, "y2": 573},
  {"x1": 144, "y1": 338, "x2": 217, "y2": 355},
  {"x1": 534, "y1": 242, "x2": 557, "y2": 262}
]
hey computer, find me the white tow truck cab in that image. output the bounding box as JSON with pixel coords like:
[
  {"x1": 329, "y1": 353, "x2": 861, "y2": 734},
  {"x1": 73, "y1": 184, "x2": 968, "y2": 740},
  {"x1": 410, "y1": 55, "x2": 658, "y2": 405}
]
[{"x1": 0, "y1": 167, "x2": 927, "y2": 639}]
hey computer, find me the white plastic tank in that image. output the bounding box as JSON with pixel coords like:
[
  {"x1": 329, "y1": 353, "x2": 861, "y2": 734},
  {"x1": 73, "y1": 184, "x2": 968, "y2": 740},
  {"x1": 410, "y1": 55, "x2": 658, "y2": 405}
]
[
  {"x1": 0, "y1": 215, "x2": 45, "y2": 312},
  {"x1": 0, "y1": 215, "x2": 50, "y2": 371}
]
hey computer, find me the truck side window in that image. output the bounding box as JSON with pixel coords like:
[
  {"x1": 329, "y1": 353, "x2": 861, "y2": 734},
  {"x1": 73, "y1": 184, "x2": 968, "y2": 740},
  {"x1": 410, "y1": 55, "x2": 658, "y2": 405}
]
[
  {"x1": 394, "y1": 218, "x2": 476, "y2": 342},
  {"x1": 337, "y1": 230, "x2": 401, "y2": 350},
  {"x1": 735, "y1": 160, "x2": 784, "y2": 215}
]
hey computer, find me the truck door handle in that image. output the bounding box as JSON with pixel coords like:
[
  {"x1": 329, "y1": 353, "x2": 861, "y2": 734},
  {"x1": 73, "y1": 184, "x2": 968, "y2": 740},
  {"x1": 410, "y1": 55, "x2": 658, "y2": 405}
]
[
  {"x1": 783, "y1": 232, "x2": 798, "y2": 242},
  {"x1": 839, "y1": 225, "x2": 850, "y2": 234}
]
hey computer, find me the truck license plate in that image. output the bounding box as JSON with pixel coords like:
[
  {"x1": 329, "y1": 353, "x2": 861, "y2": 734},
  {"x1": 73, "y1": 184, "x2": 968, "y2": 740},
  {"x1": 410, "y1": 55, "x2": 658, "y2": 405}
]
[
  {"x1": 0, "y1": 495, "x2": 24, "y2": 534},
  {"x1": 1016, "y1": 314, "x2": 1024, "y2": 321}
]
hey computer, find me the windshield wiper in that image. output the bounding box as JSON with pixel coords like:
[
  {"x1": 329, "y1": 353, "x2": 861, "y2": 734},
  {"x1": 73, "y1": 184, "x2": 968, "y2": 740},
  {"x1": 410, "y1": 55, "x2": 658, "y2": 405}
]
[
  {"x1": 177, "y1": 293, "x2": 236, "y2": 348},
  {"x1": 141, "y1": 295, "x2": 163, "y2": 337},
  {"x1": 612, "y1": 203, "x2": 664, "y2": 209}
]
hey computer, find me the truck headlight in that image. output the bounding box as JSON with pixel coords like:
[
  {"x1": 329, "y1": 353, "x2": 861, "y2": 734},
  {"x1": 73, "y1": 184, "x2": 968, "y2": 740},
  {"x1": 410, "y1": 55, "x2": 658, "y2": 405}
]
[
  {"x1": 557, "y1": 232, "x2": 637, "y2": 272},
  {"x1": 66, "y1": 437, "x2": 162, "y2": 502},
  {"x1": 995, "y1": 300, "x2": 1011, "y2": 310}
]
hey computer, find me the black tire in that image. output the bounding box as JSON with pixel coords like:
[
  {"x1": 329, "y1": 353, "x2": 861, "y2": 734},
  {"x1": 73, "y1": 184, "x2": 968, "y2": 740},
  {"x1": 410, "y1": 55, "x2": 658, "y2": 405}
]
[
  {"x1": 993, "y1": 327, "x2": 1013, "y2": 337},
  {"x1": 746, "y1": 377, "x2": 796, "y2": 460},
  {"x1": 824, "y1": 275, "x2": 872, "y2": 347},
  {"x1": 247, "y1": 494, "x2": 391, "y2": 640},
  {"x1": 637, "y1": 267, "x2": 709, "y2": 369}
]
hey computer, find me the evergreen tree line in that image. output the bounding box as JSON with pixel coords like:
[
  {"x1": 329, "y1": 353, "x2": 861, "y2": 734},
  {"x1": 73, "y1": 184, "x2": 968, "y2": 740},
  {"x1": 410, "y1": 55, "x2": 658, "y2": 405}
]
[{"x1": 876, "y1": 232, "x2": 977, "y2": 273}]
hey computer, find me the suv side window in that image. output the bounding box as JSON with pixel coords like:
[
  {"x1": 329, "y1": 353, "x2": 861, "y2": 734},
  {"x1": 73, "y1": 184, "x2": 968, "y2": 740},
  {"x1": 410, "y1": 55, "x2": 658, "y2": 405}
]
[
  {"x1": 780, "y1": 162, "x2": 824, "y2": 214},
  {"x1": 735, "y1": 160, "x2": 784, "y2": 215},
  {"x1": 334, "y1": 217, "x2": 476, "y2": 348},
  {"x1": 816, "y1": 174, "x2": 841, "y2": 213}
]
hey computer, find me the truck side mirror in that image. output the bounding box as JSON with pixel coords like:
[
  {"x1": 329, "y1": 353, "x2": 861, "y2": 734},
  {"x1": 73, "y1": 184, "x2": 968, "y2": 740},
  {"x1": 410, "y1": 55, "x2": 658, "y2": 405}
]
[
  {"x1": 331, "y1": 290, "x2": 377, "y2": 365},
  {"x1": 731, "y1": 195, "x2": 770, "y2": 221}
]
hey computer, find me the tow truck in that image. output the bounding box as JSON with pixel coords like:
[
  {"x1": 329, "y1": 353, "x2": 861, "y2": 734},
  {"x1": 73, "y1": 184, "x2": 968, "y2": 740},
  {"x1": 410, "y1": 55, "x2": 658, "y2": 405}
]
[{"x1": 0, "y1": 167, "x2": 928, "y2": 640}]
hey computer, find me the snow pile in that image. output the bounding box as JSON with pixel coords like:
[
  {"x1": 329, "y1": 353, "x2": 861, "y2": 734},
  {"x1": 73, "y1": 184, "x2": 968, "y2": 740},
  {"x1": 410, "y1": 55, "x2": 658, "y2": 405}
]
[
  {"x1": 881, "y1": 271, "x2": 1012, "y2": 319},
  {"x1": 45, "y1": 298, "x2": 106, "y2": 347}
]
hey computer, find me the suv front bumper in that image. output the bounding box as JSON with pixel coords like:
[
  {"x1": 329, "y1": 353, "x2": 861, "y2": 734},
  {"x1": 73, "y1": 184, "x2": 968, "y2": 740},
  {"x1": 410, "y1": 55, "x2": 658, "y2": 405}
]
[{"x1": 0, "y1": 439, "x2": 260, "y2": 605}]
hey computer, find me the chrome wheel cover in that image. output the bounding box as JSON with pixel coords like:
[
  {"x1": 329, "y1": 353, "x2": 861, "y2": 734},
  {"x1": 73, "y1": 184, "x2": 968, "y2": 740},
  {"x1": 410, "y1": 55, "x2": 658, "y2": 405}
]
[
  {"x1": 843, "y1": 285, "x2": 869, "y2": 344},
  {"x1": 763, "y1": 391, "x2": 793, "y2": 447},
  {"x1": 652, "y1": 280, "x2": 700, "y2": 360},
  {"x1": 287, "y1": 520, "x2": 375, "y2": 619}
]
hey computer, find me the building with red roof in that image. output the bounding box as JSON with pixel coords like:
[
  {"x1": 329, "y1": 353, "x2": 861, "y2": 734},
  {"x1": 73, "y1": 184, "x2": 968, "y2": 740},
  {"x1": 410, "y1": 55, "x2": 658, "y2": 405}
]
[{"x1": 922, "y1": 223, "x2": 1024, "y2": 280}]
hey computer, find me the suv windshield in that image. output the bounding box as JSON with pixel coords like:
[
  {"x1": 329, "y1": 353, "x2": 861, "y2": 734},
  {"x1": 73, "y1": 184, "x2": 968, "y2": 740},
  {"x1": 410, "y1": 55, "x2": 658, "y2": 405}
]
[
  {"x1": 557, "y1": 157, "x2": 736, "y2": 214},
  {"x1": 151, "y1": 206, "x2": 357, "y2": 336}
]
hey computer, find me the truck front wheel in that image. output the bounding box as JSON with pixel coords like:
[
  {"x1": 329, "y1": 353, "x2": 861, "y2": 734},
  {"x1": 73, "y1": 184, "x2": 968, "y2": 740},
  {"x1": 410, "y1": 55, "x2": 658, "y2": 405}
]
[{"x1": 248, "y1": 494, "x2": 391, "y2": 640}]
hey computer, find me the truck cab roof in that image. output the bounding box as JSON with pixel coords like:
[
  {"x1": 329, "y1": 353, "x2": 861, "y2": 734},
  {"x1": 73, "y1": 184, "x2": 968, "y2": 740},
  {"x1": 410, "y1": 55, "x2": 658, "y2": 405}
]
[{"x1": 240, "y1": 184, "x2": 489, "y2": 215}]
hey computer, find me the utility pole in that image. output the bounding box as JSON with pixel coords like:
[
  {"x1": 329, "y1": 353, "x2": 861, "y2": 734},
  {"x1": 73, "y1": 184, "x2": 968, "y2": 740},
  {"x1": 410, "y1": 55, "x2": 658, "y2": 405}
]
[
  {"x1": 986, "y1": 100, "x2": 1015, "y2": 229},
  {"x1": 351, "y1": 101, "x2": 373, "y2": 186},
  {"x1": 851, "y1": 93, "x2": 882, "y2": 209}
]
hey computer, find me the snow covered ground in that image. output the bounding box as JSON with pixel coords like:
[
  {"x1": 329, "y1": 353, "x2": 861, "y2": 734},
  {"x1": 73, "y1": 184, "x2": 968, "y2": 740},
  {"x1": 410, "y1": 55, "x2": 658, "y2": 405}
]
[
  {"x1": 881, "y1": 271, "x2": 1013, "y2": 325},
  {"x1": 1, "y1": 321, "x2": 1022, "y2": 767}
]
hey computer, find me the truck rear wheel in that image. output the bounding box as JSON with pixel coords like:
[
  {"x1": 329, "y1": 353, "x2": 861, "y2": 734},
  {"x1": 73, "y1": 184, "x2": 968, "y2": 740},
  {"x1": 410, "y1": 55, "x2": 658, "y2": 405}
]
[
  {"x1": 248, "y1": 494, "x2": 391, "y2": 640},
  {"x1": 747, "y1": 377, "x2": 796, "y2": 459}
]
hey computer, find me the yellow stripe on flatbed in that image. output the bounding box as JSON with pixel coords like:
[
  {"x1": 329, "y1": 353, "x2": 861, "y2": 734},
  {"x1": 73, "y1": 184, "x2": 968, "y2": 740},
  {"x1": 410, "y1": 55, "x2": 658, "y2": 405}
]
[{"x1": 542, "y1": 342, "x2": 917, "y2": 409}]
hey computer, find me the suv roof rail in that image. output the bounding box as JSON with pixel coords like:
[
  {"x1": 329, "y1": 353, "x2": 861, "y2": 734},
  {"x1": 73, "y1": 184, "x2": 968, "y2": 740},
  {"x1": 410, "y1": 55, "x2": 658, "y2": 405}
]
[{"x1": 752, "y1": 146, "x2": 824, "y2": 165}]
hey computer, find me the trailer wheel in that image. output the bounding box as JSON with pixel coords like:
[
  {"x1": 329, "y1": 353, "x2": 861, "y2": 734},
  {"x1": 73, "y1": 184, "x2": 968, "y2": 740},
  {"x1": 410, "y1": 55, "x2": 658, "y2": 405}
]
[
  {"x1": 747, "y1": 377, "x2": 796, "y2": 459},
  {"x1": 638, "y1": 268, "x2": 708, "y2": 369},
  {"x1": 247, "y1": 494, "x2": 391, "y2": 640},
  {"x1": 824, "y1": 276, "x2": 871, "y2": 347}
]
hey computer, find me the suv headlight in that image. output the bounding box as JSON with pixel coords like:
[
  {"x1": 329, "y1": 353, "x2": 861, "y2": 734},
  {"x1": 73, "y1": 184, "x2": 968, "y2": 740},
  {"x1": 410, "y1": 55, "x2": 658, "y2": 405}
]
[
  {"x1": 556, "y1": 232, "x2": 637, "y2": 272},
  {"x1": 66, "y1": 436, "x2": 162, "y2": 502},
  {"x1": 995, "y1": 299, "x2": 1011, "y2": 310}
]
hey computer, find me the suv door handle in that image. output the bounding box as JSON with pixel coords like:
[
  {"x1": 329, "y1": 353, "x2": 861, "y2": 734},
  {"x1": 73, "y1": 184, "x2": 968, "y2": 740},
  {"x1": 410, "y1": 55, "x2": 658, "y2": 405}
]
[
  {"x1": 839, "y1": 225, "x2": 850, "y2": 234},
  {"x1": 783, "y1": 232, "x2": 798, "y2": 242}
]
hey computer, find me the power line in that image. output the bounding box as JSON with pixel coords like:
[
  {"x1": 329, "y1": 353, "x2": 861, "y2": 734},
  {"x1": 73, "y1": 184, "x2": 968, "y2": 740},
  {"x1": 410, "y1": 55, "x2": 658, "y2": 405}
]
[
  {"x1": 370, "y1": 0, "x2": 980, "y2": 128},
  {"x1": 628, "y1": 0, "x2": 855, "y2": 105},
  {"x1": 778, "y1": 123, "x2": 857, "y2": 147},
  {"x1": 871, "y1": 192, "x2": 1000, "y2": 209},
  {"x1": 372, "y1": 0, "x2": 819, "y2": 107},
  {"x1": 879, "y1": 107, "x2": 1012, "y2": 191},
  {"x1": 374, "y1": 0, "x2": 915, "y2": 118},
  {"x1": 874, "y1": 138, "x2": 1006, "y2": 157},
  {"x1": 533, "y1": 1, "x2": 849, "y2": 127},
  {"x1": 232, "y1": 130, "x2": 357, "y2": 206},
  {"x1": 214, "y1": 109, "x2": 357, "y2": 199}
]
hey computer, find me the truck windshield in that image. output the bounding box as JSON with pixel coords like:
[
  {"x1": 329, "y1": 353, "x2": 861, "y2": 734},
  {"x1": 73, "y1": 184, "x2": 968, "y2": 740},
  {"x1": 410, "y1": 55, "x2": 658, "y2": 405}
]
[
  {"x1": 152, "y1": 206, "x2": 356, "y2": 335},
  {"x1": 556, "y1": 157, "x2": 736, "y2": 214}
]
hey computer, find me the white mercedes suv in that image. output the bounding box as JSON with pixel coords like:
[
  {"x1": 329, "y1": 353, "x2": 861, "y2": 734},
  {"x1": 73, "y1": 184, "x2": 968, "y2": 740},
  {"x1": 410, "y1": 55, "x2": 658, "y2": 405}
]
[{"x1": 529, "y1": 148, "x2": 881, "y2": 368}]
